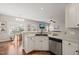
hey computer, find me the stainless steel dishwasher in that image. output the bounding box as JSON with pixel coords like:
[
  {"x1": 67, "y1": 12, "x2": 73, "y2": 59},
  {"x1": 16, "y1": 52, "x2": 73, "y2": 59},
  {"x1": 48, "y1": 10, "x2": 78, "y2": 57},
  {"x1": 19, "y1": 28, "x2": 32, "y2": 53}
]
[{"x1": 49, "y1": 37, "x2": 62, "y2": 55}]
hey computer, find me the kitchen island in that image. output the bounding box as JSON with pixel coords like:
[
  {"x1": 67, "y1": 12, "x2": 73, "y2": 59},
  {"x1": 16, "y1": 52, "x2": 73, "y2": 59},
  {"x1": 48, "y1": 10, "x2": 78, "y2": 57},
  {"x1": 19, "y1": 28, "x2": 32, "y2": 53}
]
[{"x1": 22, "y1": 32, "x2": 79, "y2": 55}]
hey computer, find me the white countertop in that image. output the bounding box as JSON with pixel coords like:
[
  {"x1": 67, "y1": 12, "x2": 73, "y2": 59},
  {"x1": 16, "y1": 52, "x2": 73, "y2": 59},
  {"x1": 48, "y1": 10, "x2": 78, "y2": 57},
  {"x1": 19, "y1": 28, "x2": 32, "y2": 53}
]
[
  {"x1": 48, "y1": 35, "x2": 79, "y2": 44},
  {"x1": 23, "y1": 32, "x2": 79, "y2": 44},
  {"x1": 48, "y1": 35, "x2": 65, "y2": 40}
]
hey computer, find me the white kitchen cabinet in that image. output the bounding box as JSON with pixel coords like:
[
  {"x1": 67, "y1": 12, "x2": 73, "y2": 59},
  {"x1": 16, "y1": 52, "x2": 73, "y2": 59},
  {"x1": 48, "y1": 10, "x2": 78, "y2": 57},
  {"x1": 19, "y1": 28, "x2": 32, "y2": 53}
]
[
  {"x1": 42, "y1": 37, "x2": 49, "y2": 50},
  {"x1": 33, "y1": 36, "x2": 49, "y2": 51},
  {"x1": 62, "y1": 40, "x2": 78, "y2": 55},
  {"x1": 65, "y1": 4, "x2": 79, "y2": 28},
  {"x1": 33, "y1": 37, "x2": 42, "y2": 50},
  {"x1": 23, "y1": 36, "x2": 34, "y2": 53},
  {"x1": 27, "y1": 37, "x2": 34, "y2": 52},
  {"x1": 23, "y1": 36, "x2": 49, "y2": 53}
]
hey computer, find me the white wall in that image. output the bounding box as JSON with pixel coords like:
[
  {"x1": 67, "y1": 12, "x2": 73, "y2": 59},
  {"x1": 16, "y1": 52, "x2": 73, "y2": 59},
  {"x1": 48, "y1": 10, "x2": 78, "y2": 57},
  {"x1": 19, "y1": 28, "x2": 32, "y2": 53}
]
[
  {"x1": 0, "y1": 3, "x2": 66, "y2": 31},
  {"x1": 0, "y1": 14, "x2": 48, "y2": 42}
]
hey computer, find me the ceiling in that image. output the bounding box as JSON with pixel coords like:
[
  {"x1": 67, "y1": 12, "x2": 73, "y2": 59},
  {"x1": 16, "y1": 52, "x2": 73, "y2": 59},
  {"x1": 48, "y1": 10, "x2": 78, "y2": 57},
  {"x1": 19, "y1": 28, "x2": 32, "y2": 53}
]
[{"x1": 0, "y1": 3, "x2": 67, "y2": 22}]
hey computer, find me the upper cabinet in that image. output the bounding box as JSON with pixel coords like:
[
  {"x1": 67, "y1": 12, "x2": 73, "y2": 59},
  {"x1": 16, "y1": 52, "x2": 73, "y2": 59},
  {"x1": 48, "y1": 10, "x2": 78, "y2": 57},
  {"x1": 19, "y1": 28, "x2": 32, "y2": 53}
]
[{"x1": 65, "y1": 4, "x2": 79, "y2": 28}]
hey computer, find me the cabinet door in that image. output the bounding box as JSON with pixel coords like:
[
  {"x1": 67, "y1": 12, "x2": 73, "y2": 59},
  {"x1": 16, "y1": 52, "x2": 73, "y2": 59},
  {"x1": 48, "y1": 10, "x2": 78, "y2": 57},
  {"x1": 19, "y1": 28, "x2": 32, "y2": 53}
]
[
  {"x1": 34, "y1": 37, "x2": 49, "y2": 51},
  {"x1": 33, "y1": 37, "x2": 42, "y2": 50},
  {"x1": 76, "y1": 4, "x2": 79, "y2": 27},
  {"x1": 63, "y1": 40, "x2": 78, "y2": 55},
  {"x1": 41, "y1": 37, "x2": 49, "y2": 50},
  {"x1": 23, "y1": 37, "x2": 29, "y2": 53},
  {"x1": 24, "y1": 37, "x2": 34, "y2": 53},
  {"x1": 28, "y1": 37, "x2": 34, "y2": 52},
  {"x1": 65, "y1": 4, "x2": 77, "y2": 28}
]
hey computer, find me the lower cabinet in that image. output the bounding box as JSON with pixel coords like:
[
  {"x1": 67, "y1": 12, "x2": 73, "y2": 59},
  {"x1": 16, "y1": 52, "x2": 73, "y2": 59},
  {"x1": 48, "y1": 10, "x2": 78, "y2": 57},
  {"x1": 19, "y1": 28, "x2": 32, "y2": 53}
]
[
  {"x1": 62, "y1": 40, "x2": 78, "y2": 55},
  {"x1": 23, "y1": 36, "x2": 49, "y2": 53},
  {"x1": 33, "y1": 36, "x2": 49, "y2": 51},
  {"x1": 23, "y1": 37, "x2": 34, "y2": 53}
]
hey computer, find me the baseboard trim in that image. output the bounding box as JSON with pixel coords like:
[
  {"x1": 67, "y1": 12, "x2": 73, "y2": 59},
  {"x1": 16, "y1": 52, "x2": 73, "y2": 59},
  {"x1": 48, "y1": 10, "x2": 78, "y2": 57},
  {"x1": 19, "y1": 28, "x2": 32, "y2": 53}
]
[
  {"x1": 49, "y1": 51, "x2": 56, "y2": 55},
  {"x1": 23, "y1": 49, "x2": 49, "y2": 55},
  {"x1": 0, "y1": 40, "x2": 13, "y2": 43}
]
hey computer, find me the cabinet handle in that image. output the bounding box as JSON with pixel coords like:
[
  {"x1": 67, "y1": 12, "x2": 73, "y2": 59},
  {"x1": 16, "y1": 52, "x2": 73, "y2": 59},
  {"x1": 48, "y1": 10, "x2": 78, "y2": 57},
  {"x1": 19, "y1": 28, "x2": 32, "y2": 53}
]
[
  {"x1": 68, "y1": 43, "x2": 71, "y2": 45},
  {"x1": 77, "y1": 24, "x2": 79, "y2": 26},
  {"x1": 75, "y1": 50, "x2": 79, "y2": 52}
]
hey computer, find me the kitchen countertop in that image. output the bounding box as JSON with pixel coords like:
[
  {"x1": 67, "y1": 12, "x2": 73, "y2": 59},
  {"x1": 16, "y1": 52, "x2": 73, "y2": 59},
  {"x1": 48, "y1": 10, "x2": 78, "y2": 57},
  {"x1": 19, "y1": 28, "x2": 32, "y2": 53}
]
[
  {"x1": 23, "y1": 32, "x2": 79, "y2": 44},
  {"x1": 48, "y1": 35, "x2": 65, "y2": 40},
  {"x1": 48, "y1": 35, "x2": 79, "y2": 43},
  {"x1": 48, "y1": 35, "x2": 79, "y2": 44}
]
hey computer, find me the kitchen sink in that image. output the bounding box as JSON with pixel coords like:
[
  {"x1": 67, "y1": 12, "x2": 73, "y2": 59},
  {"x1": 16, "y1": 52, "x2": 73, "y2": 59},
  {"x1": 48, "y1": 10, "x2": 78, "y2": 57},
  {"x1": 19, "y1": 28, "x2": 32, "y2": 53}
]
[{"x1": 35, "y1": 34, "x2": 48, "y2": 36}]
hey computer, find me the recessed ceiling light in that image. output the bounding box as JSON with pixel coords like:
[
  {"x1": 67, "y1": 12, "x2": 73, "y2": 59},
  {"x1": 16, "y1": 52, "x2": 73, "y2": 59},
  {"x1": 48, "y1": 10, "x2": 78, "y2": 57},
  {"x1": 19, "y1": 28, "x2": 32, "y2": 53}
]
[
  {"x1": 16, "y1": 18, "x2": 24, "y2": 21},
  {"x1": 40, "y1": 8, "x2": 44, "y2": 10}
]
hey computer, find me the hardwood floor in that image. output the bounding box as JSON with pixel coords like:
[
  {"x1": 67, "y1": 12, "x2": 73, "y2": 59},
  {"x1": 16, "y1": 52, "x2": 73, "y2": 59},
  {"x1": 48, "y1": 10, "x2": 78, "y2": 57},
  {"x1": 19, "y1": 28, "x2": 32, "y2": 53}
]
[
  {"x1": 0, "y1": 35, "x2": 51, "y2": 55},
  {"x1": 26, "y1": 51, "x2": 51, "y2": 55},
  {"x1": 0, "y1": 35, "x2": 23, "y2": 55},
  {"x1": 30, "y1": 51, "x2": 50, "y2": 55}
]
